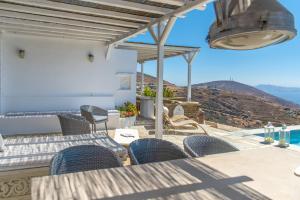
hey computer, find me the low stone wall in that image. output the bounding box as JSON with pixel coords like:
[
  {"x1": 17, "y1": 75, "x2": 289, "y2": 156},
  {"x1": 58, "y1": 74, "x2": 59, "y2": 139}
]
[
  {"x1": 164, "y1": 100, "x2": 205, "y2": 124},
  {"x1": 0, "y1": 110, "x2": 120, "y2": 136}
]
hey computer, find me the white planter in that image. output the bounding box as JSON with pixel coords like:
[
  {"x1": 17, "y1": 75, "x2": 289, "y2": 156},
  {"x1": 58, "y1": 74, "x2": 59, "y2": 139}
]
[
  {"x1": 140, "y1": 96, "x2": 155, "y2": 119},
  {"x1": 119, "y1": 116, "x2": 136, "y2": 128}
]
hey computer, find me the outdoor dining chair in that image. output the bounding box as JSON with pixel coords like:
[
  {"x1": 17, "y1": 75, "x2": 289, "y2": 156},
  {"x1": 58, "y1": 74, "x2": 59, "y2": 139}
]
[
  {"x1": 129, "y1": 138, "x2": 189, "y2": 165},
  {"x1": 80, "y1": 105, "x2": 108, "y2": 134},
  {"x1": 183, "y1": 135, "x2": 239, "y2": 157},
  {"x1": 49, "y1": 145, "x2": 123, "y2": 175},
  {"x1": 57, "y1": 114, "x2": 91, "y2": 136}
]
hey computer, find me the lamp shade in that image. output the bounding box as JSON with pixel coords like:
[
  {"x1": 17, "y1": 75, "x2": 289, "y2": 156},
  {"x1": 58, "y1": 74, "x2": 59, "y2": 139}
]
[{"x1": 208, "y1": 0, "x2": 297, "y2": 50}]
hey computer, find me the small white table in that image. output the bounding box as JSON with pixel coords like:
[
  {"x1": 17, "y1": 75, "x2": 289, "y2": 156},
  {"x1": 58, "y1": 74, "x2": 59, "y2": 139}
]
[{"x1": 114, "y1": 129, "x2": 139, "y2": 146}]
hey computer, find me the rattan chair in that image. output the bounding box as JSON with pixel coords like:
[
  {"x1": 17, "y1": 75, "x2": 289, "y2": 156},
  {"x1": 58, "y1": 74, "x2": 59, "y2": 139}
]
[
  {"x1": 183, "y1": 135, "x2": 239, "y2": 157},
  {"x1": 129, "y1": 138, "x2": 189, "y2": 165},
  {"x1": 80, "y1": 105, "x2": 108, "y2": 134},
  {"x1": 49, "y1": 145, "x2": 123, "y2": 175},
  {"x1": 57, "y1": 114, "x2": 91, "y2": 136}
]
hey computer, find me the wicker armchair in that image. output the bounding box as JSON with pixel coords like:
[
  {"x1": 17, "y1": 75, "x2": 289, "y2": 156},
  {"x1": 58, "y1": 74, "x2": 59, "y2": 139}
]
[
  {"x1": 49, "y1": 145, "x2": 123, "y2": 175},
  {"x1": 57, "y1": 114, "x2": 91, "y2": 136},
  {"x1": 129, "y1": 138, "x2": 189, "y2": 165},
  {"x1": 80, "y1": 105, "x2": 108, "y2": 133},
  {"x1": 183, "y1": 135, "x2": 239, "y2": 157}
]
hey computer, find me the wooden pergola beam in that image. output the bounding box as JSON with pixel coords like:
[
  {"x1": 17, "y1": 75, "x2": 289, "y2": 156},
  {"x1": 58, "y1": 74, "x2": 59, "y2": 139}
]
[
  {"x1": 5, "y1": 30, "x2": 109, "y2": 42},
  {"x1": 79, "y1": 0, "x2": 173, "y2": 15},
  {"x1": 0, "y1": 24, "x2": 115, "y2": 39},
  {"x1": 0, "y1": 2, "x2": 140, "y2": 28},
  {"x1": 0, "y1": 17, "x2": 124, "y2": 36},
  {"x1": 148, "y1": 0, "x2": 185, "y2": 6},
  {"x1": 109, "y1": 0, "x2": 214, "y2": 45},
  {"x1": 2, "y1": 0, "x2": 151, "y2": 23},
  {"x1": 0, "y1": 10, "x2": 130, "y2": 35}
]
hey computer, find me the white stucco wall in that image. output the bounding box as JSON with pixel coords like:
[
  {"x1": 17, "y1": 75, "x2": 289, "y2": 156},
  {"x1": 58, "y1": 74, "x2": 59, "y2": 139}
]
[{"x1": 0, "y1": 33, "x2": 137, "y2": 113}]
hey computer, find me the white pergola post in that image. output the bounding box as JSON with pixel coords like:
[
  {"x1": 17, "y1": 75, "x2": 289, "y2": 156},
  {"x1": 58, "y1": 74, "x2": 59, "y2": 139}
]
[
  {"x1": 183, "y1": 51, "x2": 198, "y2": 102},
  {"x1": 0, "y1": 31, "x2": 3, "y2": 114},
  {"x1": 148, "y1": 17, "x2": 177, "y2": 139},
  {"x1": 140, "y1": 61, "x2": 144, "y2": 95}
]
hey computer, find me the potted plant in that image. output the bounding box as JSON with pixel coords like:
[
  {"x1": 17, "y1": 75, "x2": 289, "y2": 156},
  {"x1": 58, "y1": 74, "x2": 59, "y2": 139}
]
[
  {"x1": 163, "y1": 87, "x2": 174, "y2": 99},
  {"x1": 117, "y1": 102, "x2": 137, "y2": 128},
  {"x1": 140, "y1": 86, "x2": 155, "y2": 119},
  {"x1": 140, "y1": 86, "x2": 175, "y2": 119}
]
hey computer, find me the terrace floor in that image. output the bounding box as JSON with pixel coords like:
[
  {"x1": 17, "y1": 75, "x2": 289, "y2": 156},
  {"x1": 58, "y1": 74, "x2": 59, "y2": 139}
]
[
  {"x1": 106, "y1": 121, "x2": 300, "y2": 199},
  {"x1": 110, "y1": 118, "x2": 300, "y2": 200},
  {"x1": 108, "y1": 116, "x2": 265, "y2": 151},
  {"x1": 3, "y1": 119, "x2": 300, "y2": 199}
]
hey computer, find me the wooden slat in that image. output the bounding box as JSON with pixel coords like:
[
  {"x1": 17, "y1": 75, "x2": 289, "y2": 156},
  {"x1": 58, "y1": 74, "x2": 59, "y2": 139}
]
[
  {"x1": 2, "y1": 0, "x2": 151, "y2": 22},
  {"x1": 116, "y1": 42, "x2": 200, "y2": 62},
  {"x1": 5, "y1": 30, "x2": 110, "y2": 42},
  {"x1": 0, "y1": 24, "x2": 115, "y2": 39},
  {"x1": 31, "y1": 157, "x2": 265, "y2": 200},
  {"x1": 0, "y1": 17, "x2": 123, "y2": 35},
  {"x1": 108, "y1": 0, "x2": 212, "y2": 45},
  {"x1": 79, "y1": 0, "x2": 173, "y2": 15},
  {"x1": 0, "y1": 3, "x2": 134, "y2": 32},
  {"x1": 0, "y1": 10, "x2": 127, "y2": 35},
  {"x1": 0, "y1": 2, "x2": 141, "y2": 28},
  {"x1": 148, "y1": 0, "x2": 185, "y2": 6}
]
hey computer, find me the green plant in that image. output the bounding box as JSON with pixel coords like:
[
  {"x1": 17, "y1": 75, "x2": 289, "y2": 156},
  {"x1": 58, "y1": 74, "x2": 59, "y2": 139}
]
[
  {"x1": 117, "y1": 101, "x2": 137, "y2": 118},
  {"x1": 143, "y1": 86, "x2": 174, "y2": 98},
  {"x1": 163, "y1": 87, "x2": 174, "y2": 98},
  {"x1": 143, "y1": 86, "x2": 156, "y2": 97}
]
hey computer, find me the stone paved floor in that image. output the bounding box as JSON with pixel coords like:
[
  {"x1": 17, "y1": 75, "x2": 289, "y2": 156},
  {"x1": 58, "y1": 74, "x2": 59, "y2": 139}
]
[
  {"x1": 110, "y1": 123, "x2": 300, "y2": 152},
  {"x1": 108, "y1": 123, "x2": 264, "y2": 151}
]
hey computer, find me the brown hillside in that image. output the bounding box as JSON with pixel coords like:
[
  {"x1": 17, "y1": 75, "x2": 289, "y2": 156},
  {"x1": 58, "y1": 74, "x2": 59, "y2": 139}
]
[
  {"x1": 137, "y1": 73, "x2": 300, "y2": 128},
  {"x1": 137, "y1": 72, "x2": 175, "y2": 87}
]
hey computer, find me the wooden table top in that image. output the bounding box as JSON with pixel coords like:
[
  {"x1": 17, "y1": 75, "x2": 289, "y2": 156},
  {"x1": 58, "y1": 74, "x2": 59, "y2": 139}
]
[
  {"x1": 31, "y1": 154, "x2": 271, "y2": 200},
  {"x1": 0, "y1": 133, "x2": 127, "y2": 171}
]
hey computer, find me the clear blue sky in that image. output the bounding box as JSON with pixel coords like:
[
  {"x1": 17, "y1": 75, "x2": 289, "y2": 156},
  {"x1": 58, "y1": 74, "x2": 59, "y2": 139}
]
[{"x1": 130, "y1": 0, "x2": 300, "y2": 87}]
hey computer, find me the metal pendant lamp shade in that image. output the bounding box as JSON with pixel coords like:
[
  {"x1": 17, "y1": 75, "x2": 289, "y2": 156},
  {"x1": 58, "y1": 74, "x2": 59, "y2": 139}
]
[{"x1": 208, "y1": 0, "x2": 297, "y2": 50}]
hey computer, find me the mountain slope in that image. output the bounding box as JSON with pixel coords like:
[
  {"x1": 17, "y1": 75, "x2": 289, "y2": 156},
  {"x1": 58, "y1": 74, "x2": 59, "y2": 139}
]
[
  {"x1": 137, "y1": 74, "x2": 300, "y2": 128},
  {"x1": 257, "y1": 84, "x2": 300, "y2": 105},
  {"x1": 194, "y1": 81, "x2": 299, "y2": 108},
  {"x1": 137, "y1": 72, "x2": 175, "y2": 87}
]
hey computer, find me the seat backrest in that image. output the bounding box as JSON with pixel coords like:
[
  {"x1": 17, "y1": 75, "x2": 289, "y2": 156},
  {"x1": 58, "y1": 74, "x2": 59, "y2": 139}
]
[
  {"x1": 50, "y1": 145, "x2": 123, "y2": 175},
  {"x1": 80, "y1": 105, "x2": 94, "y2": 123},
  {"x1": 80, "y1": 105, "x2": 108, "y2": 123},
  {"x1": 129, "y1": 138, "x2": 189, "y2": 165},
  {"x1": 184, "y1": 135, "x2": 238, "y2": 157},
  {"x1": 58, "y1": 114, "x2": 91, "y2": 135}
]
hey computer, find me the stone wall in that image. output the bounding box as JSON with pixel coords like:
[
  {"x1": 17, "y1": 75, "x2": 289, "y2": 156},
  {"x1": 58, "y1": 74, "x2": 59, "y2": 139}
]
[{"x1": 164, "y1": 100, "x2": 205, "y2": 124}]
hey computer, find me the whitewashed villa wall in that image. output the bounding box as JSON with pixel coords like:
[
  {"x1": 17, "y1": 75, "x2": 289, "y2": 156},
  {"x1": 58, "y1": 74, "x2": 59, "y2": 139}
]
[{"x1": 0, "y1": 33, "x2": 137, "y2": 135}]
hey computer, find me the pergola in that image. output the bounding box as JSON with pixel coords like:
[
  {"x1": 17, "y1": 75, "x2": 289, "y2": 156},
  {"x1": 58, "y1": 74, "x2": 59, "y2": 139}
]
[
  {"x1": 117, "y1": 42, "x2": 200, "y2": 100},
  {"x1": 0, "y1": 0, "x2": 211, "y2": 139}
]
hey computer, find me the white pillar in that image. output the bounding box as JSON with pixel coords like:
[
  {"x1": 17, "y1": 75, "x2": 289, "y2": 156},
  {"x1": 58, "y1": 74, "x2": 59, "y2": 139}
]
[
  {"x1": 148, "y1": 17, "x2": 177, "y2": 139},
  {"x1": 183, "y1": 51, "x2": 198, "y2": 102},
  {"x1": 155, "y1": 25, "x2": 165, "y2": 139},
  {"x1": 140, "y1": 62, "x2": 144, "y2": 95},
  {"x1": 0, "y1": 32, "x2": 3, "y2": 114},
  {"x1": 187, "y1": 62, "x2": 192, "y2": 102}
]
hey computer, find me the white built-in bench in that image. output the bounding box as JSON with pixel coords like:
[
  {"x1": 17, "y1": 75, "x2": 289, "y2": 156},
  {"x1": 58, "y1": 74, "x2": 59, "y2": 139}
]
[{"x1": 0, "y1": 110, "x2": 120, "y2": 136}]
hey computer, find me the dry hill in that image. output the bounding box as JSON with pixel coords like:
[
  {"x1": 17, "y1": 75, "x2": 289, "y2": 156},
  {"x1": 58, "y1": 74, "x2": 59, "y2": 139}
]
[{"x1": 137, "y1": 73, "x2": 300, "y2": 128}]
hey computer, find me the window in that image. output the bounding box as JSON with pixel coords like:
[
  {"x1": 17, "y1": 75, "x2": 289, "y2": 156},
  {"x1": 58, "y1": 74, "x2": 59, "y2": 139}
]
[{"x1": 119, "y1": 75, "x2": 131, "y2": 90}]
